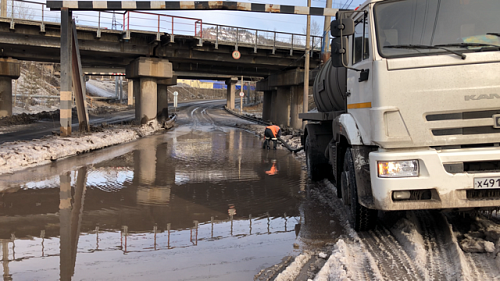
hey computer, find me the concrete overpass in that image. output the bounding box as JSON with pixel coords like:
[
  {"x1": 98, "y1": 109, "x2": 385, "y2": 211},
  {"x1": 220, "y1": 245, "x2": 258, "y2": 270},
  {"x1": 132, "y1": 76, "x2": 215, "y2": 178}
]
[{"x1": 0, "y1": 0, "x2": 329, "y2": 133}]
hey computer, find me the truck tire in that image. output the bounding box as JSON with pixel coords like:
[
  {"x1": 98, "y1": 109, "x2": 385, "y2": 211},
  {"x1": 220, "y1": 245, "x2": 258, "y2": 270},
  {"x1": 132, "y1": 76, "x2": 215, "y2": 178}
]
[
  {"x1": 305, "y1": 125, "x2": 332, "y2": 181},
  {"x1": 343, "y1": 148, "x2": 377, "y2": 231}
]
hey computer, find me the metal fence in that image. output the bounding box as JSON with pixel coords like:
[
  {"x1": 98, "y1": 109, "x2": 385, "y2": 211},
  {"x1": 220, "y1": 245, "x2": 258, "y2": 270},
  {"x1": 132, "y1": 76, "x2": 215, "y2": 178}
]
[{"x1": 2, "y1": 0, "x2": 324, "y2": 53}]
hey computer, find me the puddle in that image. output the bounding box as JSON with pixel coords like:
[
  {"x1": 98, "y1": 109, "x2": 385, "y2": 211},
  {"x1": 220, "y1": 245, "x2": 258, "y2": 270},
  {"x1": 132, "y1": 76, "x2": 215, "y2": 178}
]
[{"x1": 0, "y1": 101, "x2": 348, "y2": 280}]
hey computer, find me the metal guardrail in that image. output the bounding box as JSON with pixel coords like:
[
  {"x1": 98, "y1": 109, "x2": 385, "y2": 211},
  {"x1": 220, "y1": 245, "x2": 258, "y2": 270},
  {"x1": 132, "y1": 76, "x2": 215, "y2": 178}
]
[{"x1": 2, "y1": 0, "x2": 323, "y2": 53}]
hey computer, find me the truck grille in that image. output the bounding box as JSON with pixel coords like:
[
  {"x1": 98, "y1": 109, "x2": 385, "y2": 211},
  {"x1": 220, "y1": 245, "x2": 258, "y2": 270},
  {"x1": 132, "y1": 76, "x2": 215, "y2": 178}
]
[
  {"x1": 444, "y1": 161, "x2": 500, "y2": 174},
  {"x1": 427, "y1": 109, "x2": 500, "y2": 136}
]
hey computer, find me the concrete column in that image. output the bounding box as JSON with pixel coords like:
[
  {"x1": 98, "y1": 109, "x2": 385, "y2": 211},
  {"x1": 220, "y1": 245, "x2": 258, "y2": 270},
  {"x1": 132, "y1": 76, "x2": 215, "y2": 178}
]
[
  {"x1": 127, "y1": 79, "x2": 134, "y2": 105},
  {"x1": 290, "y1": 85, "x2": 304, "y2": 129},
  {"x1": 60, "y1": 8, "x2": 73, "y2": 136},
  {"x1": 262, "y1": 90, "x2": 273, "y2": 122},
  {"x1": 270, "y1": 90, "x2": 278, "y2": 124},
  {"x1": 157, "y1": 84, "x2": 168, "y2": 124},
  {"x1": 126, "y1": 57, "x2": 173, "y2": 125},
  {"x1": 225, "y1": 78, "x2": 237, "y2": 110},
  {"x1": 0, "y1": 77, "x2": 12, "y2": 117},
  {"x1": 275, "y1": 87, "x2": 291, "y2": 128},
  {"x1": 138, "y1": 77, "x2": 157, "y2": 124},
  {"x1": 0, "y1": 59, "x2": 20, "y2": 117},
  {"x1": 132, "y1": 79, "x2": 140, "y2": 121}
]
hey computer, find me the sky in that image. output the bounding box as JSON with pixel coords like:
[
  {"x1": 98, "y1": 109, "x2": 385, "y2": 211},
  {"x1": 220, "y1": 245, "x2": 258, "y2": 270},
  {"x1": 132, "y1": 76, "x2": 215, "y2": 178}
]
[{"x1": 157, "y1": 0, "x2": 368, "y2": 35}]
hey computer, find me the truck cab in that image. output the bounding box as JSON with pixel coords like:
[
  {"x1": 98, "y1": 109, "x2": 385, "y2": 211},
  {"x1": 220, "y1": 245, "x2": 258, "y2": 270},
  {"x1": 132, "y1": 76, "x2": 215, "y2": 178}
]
[{"x1": 301, "y1": 0, "x2": 500, "y2": 230}]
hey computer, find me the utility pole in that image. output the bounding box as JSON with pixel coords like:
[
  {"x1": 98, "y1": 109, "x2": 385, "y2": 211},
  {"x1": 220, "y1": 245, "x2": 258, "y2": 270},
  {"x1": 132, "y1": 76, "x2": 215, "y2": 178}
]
[
  {"x1": 322, "y1": 0, "x2": 333, "y2": 61},
  {"x1": 303, "y1": 0, "x2": 311, "y2": 128},
  {"x1": 240, "y1": 75, "x2": 243, "y2": 114}
]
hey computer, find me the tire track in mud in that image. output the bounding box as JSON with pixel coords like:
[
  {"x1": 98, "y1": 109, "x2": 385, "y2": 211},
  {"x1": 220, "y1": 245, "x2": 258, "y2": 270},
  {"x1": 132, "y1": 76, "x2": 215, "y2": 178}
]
[
  {"x1": 414, "y1": 211, "x2": 463, "y2": 281},
  {"x1": 358, "y1": 226, "x2": 423, "y2": 281},
  {"x1": 464, "y1": 252, "x2": 500, "y2": 281}
]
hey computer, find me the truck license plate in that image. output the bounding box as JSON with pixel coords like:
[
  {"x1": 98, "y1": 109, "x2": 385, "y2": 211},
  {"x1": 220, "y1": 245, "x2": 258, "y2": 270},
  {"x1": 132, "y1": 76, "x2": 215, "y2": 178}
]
[{"x1": 474, "y1": 177, "x2": 500, "y2": 189}]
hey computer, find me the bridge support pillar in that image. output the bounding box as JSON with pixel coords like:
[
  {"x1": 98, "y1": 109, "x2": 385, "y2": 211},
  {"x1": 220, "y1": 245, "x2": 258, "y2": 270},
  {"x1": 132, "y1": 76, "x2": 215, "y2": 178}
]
[
  {"x1": 262, "y1": 90, "x2": 273, "y2": 122},
  {"x1": 257, "y1": 68, "x2": 314, "y2": 130},
  {"x1": 157, "y1": 77, "x2": 177, "y2": 124},
  {"x1": 127, "y1": 79, "x2": 134, "y2": 106},
  {"x1": 157, "y1": 84, "x2": 168, "y2": 124},
  {"x1": 138, "y1": 78, "x2": 157, "y2": 124},
  {"x1": 274, "y1": 87, "x2": 290, "y2": 128},
  {"x1": 0, "y1": 59, "x2": 20, "y2": 118},
  {"x1": 226, "y1": 77, "x2": 238, "y2": 110},
  {"x1": 290, "y1": 85, "x2": 304, "y2": 129},
  {"x1": 126, "y1": 57, "x2": 173, "y2": 125}
]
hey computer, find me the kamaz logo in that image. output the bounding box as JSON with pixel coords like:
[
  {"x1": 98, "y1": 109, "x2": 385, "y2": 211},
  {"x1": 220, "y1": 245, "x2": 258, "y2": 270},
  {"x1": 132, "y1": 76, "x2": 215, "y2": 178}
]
[{"x1": 465, "y1": 94, "x2": 500, "y2": 101}]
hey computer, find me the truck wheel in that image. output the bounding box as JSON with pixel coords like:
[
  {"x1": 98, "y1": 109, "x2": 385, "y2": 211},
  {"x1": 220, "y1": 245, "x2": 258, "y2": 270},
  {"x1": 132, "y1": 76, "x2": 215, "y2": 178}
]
[
  {"x1": 343, "y1": 148, "x2": 377, "y2": 231},
  {"x1": 305, "y1": 134, "x2": 331, "y2": 181},
  {"x1": 340, "y1": 171, "x2": 350, "y2": 206}
]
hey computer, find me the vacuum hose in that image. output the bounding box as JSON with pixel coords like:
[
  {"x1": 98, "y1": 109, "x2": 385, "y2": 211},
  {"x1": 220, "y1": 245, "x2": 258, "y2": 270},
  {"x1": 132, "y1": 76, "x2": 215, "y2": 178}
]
[{"x1": 277, "y1": 137, "x2": 304, "y2": 153}]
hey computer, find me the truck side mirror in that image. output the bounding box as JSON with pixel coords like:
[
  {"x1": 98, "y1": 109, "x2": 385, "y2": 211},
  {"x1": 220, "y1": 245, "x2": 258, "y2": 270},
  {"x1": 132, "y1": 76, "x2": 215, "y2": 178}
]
[
  {"x1": 330, "y1": 18, "x2": 354, "y2": 37},
  {"x1": 331, "y1": 37, "x2": 349, "y2": 68}
]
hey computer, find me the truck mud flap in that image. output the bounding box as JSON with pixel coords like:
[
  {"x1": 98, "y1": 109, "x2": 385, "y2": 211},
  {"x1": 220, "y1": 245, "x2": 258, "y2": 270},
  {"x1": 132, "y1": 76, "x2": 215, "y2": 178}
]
[{"x1": 351, "y1": 145, "x2": 377, "y2": 209}]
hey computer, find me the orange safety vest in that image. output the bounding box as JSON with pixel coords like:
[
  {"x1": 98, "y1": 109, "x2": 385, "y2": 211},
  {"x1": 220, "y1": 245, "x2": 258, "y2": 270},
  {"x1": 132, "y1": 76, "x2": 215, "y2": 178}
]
[{"x1": 266, "y1": 125, "x2": 280, "y2": 138}]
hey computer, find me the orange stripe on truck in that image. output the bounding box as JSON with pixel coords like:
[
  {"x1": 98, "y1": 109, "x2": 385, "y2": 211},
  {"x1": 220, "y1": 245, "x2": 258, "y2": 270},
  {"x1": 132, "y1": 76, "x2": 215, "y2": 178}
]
[{"x1": 347, "y1": 102, "x2": 372, "y2": 109}]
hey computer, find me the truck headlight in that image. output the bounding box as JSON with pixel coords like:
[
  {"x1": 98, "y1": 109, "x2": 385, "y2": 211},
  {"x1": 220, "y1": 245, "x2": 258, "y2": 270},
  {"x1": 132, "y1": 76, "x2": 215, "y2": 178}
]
[{"x1": 378, "y1": 160, "x2": 419, "y2": 178}]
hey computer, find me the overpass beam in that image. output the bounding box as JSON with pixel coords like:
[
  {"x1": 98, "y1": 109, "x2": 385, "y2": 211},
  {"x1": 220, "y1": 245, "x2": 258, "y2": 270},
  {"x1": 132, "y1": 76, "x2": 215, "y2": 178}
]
[
  {"x1": 0, "y1": 58, "x2": 20, "y2": 118},
  {"x1": 126, "y1": 57, "x2": 173, "y2": 124},
  {"x1": 225, "y1": 78, "x2": 238, "y2": 110}
]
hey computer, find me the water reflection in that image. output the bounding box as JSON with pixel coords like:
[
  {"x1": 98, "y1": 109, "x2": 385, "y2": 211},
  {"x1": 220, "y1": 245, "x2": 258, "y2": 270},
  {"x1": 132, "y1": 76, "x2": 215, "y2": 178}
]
[{"x1": 0, "y1": 128, "x2": 306, "y2": 280}]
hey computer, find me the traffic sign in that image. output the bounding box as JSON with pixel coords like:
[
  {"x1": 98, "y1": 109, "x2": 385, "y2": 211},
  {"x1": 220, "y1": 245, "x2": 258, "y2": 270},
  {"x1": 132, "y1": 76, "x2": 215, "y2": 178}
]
[
  {"x1": 239, "y1": 92, "x2": 244, "y2": 97},
  {"x1": 232, "y1": 50, "x2": 241, "y2": 60}
]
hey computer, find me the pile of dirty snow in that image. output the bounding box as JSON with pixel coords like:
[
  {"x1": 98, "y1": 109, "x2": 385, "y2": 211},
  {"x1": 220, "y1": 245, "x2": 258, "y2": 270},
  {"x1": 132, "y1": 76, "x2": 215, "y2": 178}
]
[
  {"x1": 457, "y1": 216, "x2": 500, "y2": 253},
  {"x1": 0, "y1": 121, "x2": 164, "y2": 176}
]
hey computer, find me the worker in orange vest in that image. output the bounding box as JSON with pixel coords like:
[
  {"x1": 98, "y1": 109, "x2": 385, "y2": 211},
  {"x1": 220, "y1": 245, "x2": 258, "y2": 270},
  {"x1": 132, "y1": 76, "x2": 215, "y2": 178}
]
[{"x1": 263, "y1": 124, "x2": 281, "y2": 150}]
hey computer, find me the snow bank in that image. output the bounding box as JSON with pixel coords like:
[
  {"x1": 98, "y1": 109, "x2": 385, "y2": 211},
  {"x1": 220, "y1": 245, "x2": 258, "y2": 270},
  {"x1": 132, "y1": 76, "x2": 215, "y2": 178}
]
[
  {"x1": 274, "y1": 252, "x2": 312, "y2": 281},
  {"x1": 0, "y1": 121, "x2": 163, "y2": 176},
  {"x1": 314, "y1": 239, "x2": 383, "y2": 281}
]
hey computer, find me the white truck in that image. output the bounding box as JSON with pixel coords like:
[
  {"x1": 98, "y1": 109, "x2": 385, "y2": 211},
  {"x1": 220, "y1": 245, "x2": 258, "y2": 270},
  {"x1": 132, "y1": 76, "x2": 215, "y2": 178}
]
[{"x1": 300, "y1": 0, "x2": 500, "y2": 230}]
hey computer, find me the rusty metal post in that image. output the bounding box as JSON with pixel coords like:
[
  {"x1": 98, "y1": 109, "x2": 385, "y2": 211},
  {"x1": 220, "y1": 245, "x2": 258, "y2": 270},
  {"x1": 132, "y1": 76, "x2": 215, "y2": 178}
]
[
  {"x1": 71, "y1": 20, "x2": 90, "y2": 132},
  {"x1": 60, "y1": 8, "x2": 73, "y2": 136}
]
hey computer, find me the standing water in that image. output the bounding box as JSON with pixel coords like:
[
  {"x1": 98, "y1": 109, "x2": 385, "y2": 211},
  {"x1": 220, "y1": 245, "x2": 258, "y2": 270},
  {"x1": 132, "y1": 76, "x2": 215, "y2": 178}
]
[{"x1": 0, "y1": 122, "x2": 313, "y2": 280}]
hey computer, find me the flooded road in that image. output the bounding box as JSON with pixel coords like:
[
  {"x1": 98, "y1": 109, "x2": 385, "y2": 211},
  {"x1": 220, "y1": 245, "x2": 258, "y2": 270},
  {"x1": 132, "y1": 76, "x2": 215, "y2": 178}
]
[{"x1": 0, "y1": 101, "x2": 344, "y2": 280}]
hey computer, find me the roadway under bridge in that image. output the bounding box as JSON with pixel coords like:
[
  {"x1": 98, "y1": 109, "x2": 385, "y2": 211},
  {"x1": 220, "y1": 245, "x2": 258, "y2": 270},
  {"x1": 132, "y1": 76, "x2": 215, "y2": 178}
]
[{"x1": 0, "y1": 0, "x2": 329, "y2": 134}]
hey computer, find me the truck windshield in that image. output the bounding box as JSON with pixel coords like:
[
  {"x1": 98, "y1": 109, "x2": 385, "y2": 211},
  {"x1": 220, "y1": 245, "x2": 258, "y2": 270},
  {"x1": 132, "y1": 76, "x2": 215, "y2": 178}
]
[{"x1": 374, "y1": 0, "x2": 500, "y2": 58}]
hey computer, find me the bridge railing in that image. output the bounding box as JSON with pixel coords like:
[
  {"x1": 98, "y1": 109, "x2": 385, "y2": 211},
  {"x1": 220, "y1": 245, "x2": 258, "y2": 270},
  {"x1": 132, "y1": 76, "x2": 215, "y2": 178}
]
[
  {"x1": 122, "y1": 10, "x2": 202, "y2": 39},
  {"x1": 201, "y1": 23, "x2": 322, "y2": 54},
  {"x1": 3, "y1": 0, "x2": 323, "y2": 53}
]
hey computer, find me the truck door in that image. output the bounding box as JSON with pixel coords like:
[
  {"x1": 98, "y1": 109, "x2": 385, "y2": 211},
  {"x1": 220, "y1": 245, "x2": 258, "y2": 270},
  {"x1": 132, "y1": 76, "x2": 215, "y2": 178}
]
[{"x1": 347, "y1": 9, "x2": 373, "y2": 144}]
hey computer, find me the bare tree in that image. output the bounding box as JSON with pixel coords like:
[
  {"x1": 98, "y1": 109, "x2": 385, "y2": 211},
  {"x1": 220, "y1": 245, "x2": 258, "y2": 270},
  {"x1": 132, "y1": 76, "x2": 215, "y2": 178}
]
[{"x1": 8, "y1": 1, "x2": 34, "y2": 20}]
